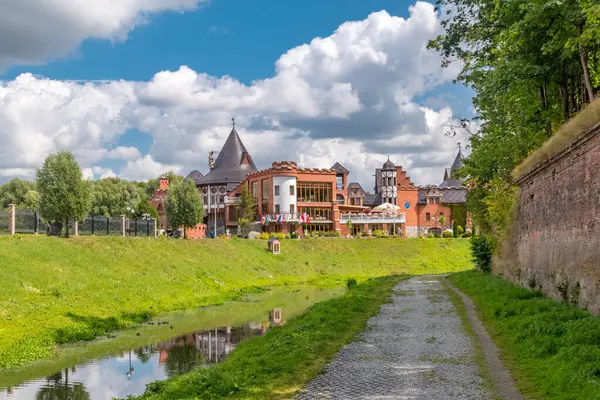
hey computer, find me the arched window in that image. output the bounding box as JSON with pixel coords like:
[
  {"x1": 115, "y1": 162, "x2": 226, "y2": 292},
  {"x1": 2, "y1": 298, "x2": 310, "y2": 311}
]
[{"x1": 425, "y1": 212, "x2": 431, "y2": 221}]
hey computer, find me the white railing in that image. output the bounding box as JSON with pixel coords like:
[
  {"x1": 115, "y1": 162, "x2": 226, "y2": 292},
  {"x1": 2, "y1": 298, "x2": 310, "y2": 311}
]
[{"x1": 341, "y1": 213, "x2": 406, "y2": 224}]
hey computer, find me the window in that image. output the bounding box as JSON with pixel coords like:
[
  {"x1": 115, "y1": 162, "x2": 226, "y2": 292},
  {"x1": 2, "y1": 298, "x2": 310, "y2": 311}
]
[
  {"x1": 297, "y1": 182, "x2": 332, "y2": 202},
  {"x1": 435, "y1": 197, "x2": 440, "y2": 204},
  {"x1": 275, "y1": 204, "x2": 280, "y2": 214},
  {"x1": 251, "y1": 181, "x2": 259, "y2": 199},
  {"x1": 289, "y1": 185, "x2": 295, "y2": 196},
  {"x1": 290, "y1": 204, "x2": 295, "y2": 214},
  {"x1": 336, "y1": 175, "x2": 343, "y2": 190},
  {"x1": 274, "y1": 185, "x2": 280, "y2": 196},
  {"x1": 426, "y1": 212, "x2": 431, "y2": 221},
  {"x1": 298, "y1": 207, "x2": 332, "y2": 221},
  {"x1": 261, "y1": 180, "x2": 269, "y2": 213}
]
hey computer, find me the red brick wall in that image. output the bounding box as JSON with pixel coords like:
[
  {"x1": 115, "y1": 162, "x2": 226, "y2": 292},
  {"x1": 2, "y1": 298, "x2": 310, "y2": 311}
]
[{"x1": 500, "y1": 125, "x2": 600, "y2": 313}]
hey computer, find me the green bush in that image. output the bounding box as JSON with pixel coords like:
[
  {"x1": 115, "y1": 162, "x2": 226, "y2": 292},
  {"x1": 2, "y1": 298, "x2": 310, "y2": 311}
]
[
  {"x1": 290, "y1": 232, "x2": 298, "y2": 239},
  {"x1": 461, "y1": 232, "x2": 472, "y2": 238},
  {"x1": 372, "y1": 229, "x2": 389, "y2": 238},
  {"x1": 457, "y1": 226, "x2": 464, "y2": 235},
  {"x1": 442, "y1": 231, "x2": 453, "y2": 238},
  {"x1": 346, "y1": 278, "x2": 357, "y2": 289},
  {"x1": 452, "y1": 221, "x2": 459, "y2": 238},
  {"x1": 259, "y1": 232, "x2": 269, "y2": 240},
  {"x1": 470, "y1": 235, "x2": 494, "y2": 273},
  {"x1": 269, "y1": 232, "x2": 285, "y2": 240},
  {"x1": 427, "y1": 233, "x2": 436, "y2": 239}
]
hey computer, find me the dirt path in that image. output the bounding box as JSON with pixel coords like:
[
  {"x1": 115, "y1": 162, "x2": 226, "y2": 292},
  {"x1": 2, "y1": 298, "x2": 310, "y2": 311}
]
[
  {"x1": 297, "y1": 276, "x2": 500, "y2": 399},
  {"x1": 449, "y1": 281, "x2": 524, "y2": 400}
]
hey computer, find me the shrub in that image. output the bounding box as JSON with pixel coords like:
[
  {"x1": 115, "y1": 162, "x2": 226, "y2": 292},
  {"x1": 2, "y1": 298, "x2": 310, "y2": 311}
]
[
  {"x1": 471, "y1": 235, "x2": 494, "y2": 273},
  {"x1": 346, "y1": 278, "x2": 357, "y2": 289},
  {"x1": 284, "y1": 233, "x2": 291, "y2": 240},
  {"x1": 259, "y1": 232, "x2": 269, "y2": 240},
  {"x1": 372, "y1": 229, "x2": 389, "y2": 238},
  {"x1": 427, "y1": 233, "x2": 436, "y2": 239},
  {"x1": 461, "y1": 231, "x2": 472, "y2": 238},
  {"x1": 360, "y1": 231, "x2": 368, "y2": 237},
  {"x1": 457, "y1": 226, "x2": 464, "y2": 235},
  {"x1": 442, "y1": 231, "x2": 453, "y2": 238},
  {"x1": 290, "y1": 232, "x2": 298, "y2": 239},
  {"x1": 269, "y1": 232, "x2": 285, "y2": 240},
  {"x1": 452, "y1": 221, "x2": 459, "y2": 238}
]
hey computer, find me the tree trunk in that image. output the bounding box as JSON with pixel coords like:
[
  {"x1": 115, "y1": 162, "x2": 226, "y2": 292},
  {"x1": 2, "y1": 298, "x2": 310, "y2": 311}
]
[
  {"x1": 579, "y1": 24, "x2": 595, "y2": 102},
  {"x1": 560, "y1": 64, "x2": 570, "y2": 119}
]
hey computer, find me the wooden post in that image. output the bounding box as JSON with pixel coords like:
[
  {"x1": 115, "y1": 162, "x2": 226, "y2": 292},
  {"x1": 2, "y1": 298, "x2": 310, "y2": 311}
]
[
  {"x1": 154, "y1": 218, "x2": 157, "y2": 237},
  {"x1": 74, "y1": 220, "x2": 79, "y2": 236},
  {"x1": 8, "y1": 204, "x2": 15, "y2": 235},
  {"x1": 121, "y1": 215, "x2": 126, "y2": 237}
]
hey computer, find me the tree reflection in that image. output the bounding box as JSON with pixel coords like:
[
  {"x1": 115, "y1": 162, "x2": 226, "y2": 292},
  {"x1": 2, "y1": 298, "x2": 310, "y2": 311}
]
[
  {"x1": 164, "y1": 337, "x2": 204, "y2": 377},
  {"x1": 36, "y1": 368, "x2": 90, "y2": 400}
]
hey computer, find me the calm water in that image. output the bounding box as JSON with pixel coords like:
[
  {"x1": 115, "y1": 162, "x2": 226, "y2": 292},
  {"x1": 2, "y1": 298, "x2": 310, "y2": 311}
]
[{"x1": 0, "y1": 285, "x2": 344, "y2": 400}]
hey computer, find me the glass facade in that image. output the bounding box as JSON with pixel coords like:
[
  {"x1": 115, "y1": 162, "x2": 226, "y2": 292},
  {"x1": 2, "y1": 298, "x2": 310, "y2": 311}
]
[
  {"x1": 298, "y1": 206, "x2": 332, "y2": 221},
  {"x1": 297, "y1": 182, "x2": 332, "y2": 203},
  {"x1": 251, "y1": 181, "x2": 259, "y2": 199},
  {"x1": 304, "y1": 224, "x2": 331, "y2": 233},
  {"x1": 261, "y1": 179, "x2": 270, "y2": 213}
]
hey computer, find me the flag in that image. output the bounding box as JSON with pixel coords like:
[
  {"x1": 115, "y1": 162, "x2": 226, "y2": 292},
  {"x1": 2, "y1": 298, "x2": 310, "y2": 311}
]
[
  {"x1": 261, "y1": 214, "x2": 266, "y2": 225},
  {"x1": 277, "y1": 214, "x2": 282, "y2": 223},
  {"x1": 266, "y1": 214, "x2": 271, "y2": 224},
  {"x1": 297, "y1": 213, "x2": 302, "y2": 225}
]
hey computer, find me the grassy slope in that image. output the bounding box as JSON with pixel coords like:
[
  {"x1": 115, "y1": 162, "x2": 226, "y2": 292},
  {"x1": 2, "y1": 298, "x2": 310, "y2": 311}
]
[
  {"x1": 0, "y1": 236, "x2": 471, "y2": 368},
  {"x1": 131, "y1": 276, "x2": 404, "y2": 400},
  {"x1": 449, "y1": 271, "x2": 600, "y2": 400}
]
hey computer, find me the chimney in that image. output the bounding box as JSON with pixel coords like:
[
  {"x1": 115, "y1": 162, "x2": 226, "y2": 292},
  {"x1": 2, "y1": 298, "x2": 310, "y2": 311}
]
[{"x1": 159, "y1": 177, "x2": 169, "y2": 191}]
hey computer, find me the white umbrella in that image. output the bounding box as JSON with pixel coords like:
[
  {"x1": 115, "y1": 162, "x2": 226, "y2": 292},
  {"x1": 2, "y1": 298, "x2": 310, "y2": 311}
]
[{"x1": 371, "y1": 202, "x2": 400, "y2": 213}]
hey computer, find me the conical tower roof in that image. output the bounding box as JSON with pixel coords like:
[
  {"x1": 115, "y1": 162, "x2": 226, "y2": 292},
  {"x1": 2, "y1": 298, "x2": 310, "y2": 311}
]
[
  {"x1": 197, "y1": 126, "x2": 257, "y2": 186},
  {"x1": 450, "y1": 146, "x2": 464, "y2": 174}
]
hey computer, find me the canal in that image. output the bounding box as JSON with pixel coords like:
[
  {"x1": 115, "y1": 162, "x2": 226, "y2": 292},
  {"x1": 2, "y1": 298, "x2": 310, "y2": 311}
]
[{"x1": 0, "y1": 284, "x2": 345, "y2": 399}]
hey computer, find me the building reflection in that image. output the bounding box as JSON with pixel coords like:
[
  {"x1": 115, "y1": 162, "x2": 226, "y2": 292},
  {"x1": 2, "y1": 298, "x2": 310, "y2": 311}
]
[
  {"x1": 25, "y1": 308, "x2": 284, "y2": 400},
  {"x1": 158, "y1": 308, "x2": 284, "y2": 372}
]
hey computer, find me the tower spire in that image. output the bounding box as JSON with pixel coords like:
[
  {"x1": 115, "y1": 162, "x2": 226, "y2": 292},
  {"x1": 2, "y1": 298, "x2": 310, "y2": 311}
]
[{"x1": 231, "y1": 117, "x2": 236, "y2": 130}]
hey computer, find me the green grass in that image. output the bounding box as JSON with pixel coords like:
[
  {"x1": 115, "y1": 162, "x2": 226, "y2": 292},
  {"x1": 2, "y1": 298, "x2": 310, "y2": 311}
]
[
  {"x1": 449, "y1": 270, "x2": 600, "y2": 400},
  {"x1": 129, "y1": 275, "x2": 404, "y2": 399},
  {"x1": 0, "y1": 235, "x2": 471, "y2": 369}
]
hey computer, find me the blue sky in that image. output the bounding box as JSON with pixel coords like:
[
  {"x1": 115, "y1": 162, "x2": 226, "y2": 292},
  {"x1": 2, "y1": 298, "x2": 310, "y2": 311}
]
[{"x1": 0, "y1": 0, "x2": 473, "y2": 186}]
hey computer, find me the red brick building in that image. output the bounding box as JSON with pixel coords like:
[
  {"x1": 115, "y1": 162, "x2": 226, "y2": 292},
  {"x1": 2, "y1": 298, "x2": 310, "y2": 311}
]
[{"x1": 150, "y1": 122, "x2": 468, "y2": 238}]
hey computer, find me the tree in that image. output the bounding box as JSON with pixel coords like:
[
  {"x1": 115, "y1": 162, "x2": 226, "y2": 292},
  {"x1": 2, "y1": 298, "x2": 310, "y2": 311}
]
[
  {"x1": 166, "y1": 179, "x2": 204, "y2": 239},
  {"x1": 145, "y1": 171, "x2": 184, "y2": 198},
  {"x1": 346, "y1": 219, "x2": 353, "y2": 236},
  {"x1": 90, "y1": 178, "x2": 142, "y2": 217},
  {"x1": 0, "y1": 178, "x2": 37, "y2": 210},
  {"x1": 438, "y1": 214, "x2": 446, "y2": 228},
  {"x1": 429, "y1": 0, "x2": 600, "y2": 242},
  {"x1": 236, "y1": 184, "x2": 257, "y2": 237},
  {"x1": 37, "y1": 151, "x2": 91, "y2": 237},
  {"x1": 133, "y1": 198, "x2": 159, "y2": 220}
]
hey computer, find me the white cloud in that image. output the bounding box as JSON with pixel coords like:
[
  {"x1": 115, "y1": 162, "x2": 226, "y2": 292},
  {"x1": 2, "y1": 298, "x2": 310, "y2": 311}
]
[
  {"x1": 120, "y1": 155, "x2": 181, "y2": 181},
  {"x1": 0, "y1": 2, "x2": 472, "y2": 187},
  {"x1": 0, "y1": 0, "x2": 207, "y2": 71}
]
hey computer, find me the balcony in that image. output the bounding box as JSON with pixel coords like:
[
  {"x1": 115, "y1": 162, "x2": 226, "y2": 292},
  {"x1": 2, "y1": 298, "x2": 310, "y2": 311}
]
[{"x1": 341, "y1": 213, "x2": 406, "y2": 224}]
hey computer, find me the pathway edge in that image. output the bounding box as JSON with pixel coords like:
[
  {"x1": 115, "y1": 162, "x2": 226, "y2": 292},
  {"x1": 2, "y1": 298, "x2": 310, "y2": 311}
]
[{"x1": 446, "y1": 278, "x2": 525, "y2": 400}]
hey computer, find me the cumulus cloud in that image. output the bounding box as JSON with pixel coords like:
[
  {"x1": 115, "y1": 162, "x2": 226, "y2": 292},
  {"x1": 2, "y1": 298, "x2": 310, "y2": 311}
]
[
  {"x1": 0, "y1": 0, "x2": 206, "y2": 71},
  {"x1": 0, "y1": 1, "x2": 472, "y2": 187}
]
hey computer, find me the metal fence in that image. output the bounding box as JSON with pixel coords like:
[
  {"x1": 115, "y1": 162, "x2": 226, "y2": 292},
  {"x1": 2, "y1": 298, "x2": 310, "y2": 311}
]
[
  {"x1": 0, "y1": 209, "x2": 156, "y2": 237},
  {"x1": 0, "y1": 211, "x2": 8, "y2": 234}
]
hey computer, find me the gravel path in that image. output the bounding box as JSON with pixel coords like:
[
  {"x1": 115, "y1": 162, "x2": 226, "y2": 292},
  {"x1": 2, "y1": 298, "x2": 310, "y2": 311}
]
[{"x1": 297, "y1": 276, "x2": 494, "y2": 400}]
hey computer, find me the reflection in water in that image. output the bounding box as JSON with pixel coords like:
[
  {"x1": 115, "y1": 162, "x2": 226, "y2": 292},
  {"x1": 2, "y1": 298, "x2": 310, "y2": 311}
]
[{"x1": 2, "y1": 309, "x2": 284, "y2": 400}]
